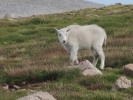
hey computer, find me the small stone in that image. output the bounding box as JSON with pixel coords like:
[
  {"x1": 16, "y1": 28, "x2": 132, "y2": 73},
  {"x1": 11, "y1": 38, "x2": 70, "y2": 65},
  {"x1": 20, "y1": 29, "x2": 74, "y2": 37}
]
[
  {"x1": 22, "y1": 81, "x2": 26, "y2": 85},
  {"x1": 13, "y1": 85, "x2": 20, "y2": 90},
  {"x1": 123, "y1": 64, "x2": 133, "y2": 77},
  {"x1": 68, "y1": 60, "x2": 102, "y2": 76},
  {"x1": 2, "y1": 84, "x2": 9, "y2": 90},
  {"x1": 82, "y1": 69, "x2": 102, "y2": 76},
  {"x1": 17, "y1": 91, "x2": 57, "y2": 100},
  {"x1": 11, "y1": 88, "x2": 15, "y2": 91},
  {"x1": 79, "y1": 60, "x2": 102, "y2": 76},
  {"x1": 112, "y1": 76, "x2": 131, "y2": 91}
]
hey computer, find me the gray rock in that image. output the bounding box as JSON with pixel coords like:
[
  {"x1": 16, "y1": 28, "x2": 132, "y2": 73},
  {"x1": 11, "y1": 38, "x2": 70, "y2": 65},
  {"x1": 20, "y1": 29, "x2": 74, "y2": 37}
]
[
  {"x1": 112, "y1": 76, "x2": 131, "y2": 91},
  {"x1": 79, "y1": 60, "x2": 102, "y2": 76},
  {"x1": 17, "y1": 91, "x2": 57, "y2": 100},
  {"x1": 4, "y1": 13, "x2": 15, "y2": 19},
  {"x1": 123, "y1": 64, "x2": 133, "y2": 77},
  {"x1": 13, "y1": 85, "x2": 20, "y2": 90},
  {"x1": 69, "y1": 60, "x2": 102, "y2": 76},
  {"x1": 82, "y1": 69, "x2": 102, "y2": 76}
]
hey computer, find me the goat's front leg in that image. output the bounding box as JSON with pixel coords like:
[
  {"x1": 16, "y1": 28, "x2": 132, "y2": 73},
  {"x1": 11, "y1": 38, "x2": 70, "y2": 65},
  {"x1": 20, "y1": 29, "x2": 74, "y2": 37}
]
[{"x1": 70, "y1": 48, "x2": 79, "y2": 65}]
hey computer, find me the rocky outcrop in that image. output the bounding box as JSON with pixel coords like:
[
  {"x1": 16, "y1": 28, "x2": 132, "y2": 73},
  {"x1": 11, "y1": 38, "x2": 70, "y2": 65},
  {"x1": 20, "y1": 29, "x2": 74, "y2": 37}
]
[{"x1": 0, "y1": 0, "x2": 104, "y2": 18}]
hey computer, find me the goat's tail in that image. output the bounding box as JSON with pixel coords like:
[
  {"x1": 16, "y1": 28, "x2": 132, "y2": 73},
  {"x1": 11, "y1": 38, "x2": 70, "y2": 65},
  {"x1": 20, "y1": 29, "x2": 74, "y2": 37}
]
[{"x1": 103, "y1": 34, "x2": 107, "y2": 47}]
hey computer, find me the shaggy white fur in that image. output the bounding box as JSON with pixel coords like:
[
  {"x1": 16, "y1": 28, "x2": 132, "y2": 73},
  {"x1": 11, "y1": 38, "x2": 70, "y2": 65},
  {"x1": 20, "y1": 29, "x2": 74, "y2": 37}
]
[{"x1": 54, "y1": 24, "x2": 107, "y2": 69}]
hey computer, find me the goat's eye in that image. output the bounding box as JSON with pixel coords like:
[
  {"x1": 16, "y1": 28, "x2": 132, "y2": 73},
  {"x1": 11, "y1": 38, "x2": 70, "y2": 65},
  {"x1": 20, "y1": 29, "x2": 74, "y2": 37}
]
[{"x1": 59, "y1": 34, "x2": 61, "y2": 36}]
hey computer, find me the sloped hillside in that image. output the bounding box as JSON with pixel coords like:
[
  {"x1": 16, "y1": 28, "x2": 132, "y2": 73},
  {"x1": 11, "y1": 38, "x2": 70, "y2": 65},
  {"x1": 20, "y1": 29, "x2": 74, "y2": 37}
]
[
  {"x1": 0, "y1": 0, "x2": 104, "y2": 18},
  {"x1": 0, "y1": 4, "x2": 133, "y2": 100}
]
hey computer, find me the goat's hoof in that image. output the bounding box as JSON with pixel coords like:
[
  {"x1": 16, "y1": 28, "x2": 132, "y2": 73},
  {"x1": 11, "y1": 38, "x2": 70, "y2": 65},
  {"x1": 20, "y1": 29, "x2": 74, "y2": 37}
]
[{"x1": 100, "y1": 68, "x2": 104, "y2": 71}]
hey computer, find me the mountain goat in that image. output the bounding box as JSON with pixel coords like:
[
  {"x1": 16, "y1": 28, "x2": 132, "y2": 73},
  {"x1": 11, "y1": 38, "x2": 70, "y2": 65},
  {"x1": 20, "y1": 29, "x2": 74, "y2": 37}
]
[{"x1": 54, "y1": 24, "x2": 107, "y2": 69}]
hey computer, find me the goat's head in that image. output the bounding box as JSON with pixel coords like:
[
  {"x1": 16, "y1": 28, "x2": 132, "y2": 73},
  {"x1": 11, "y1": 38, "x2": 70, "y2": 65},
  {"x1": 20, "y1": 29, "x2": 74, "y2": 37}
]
[{"x1": 54, "y1": 28, "x2": 70, "y2": 44}]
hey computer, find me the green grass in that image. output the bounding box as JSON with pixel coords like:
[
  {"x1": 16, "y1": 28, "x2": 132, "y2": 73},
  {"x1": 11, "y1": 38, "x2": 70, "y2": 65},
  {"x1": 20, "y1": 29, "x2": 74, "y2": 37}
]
[{"x1": 0, "y1": 4, "x2": 133, "y2": 100}]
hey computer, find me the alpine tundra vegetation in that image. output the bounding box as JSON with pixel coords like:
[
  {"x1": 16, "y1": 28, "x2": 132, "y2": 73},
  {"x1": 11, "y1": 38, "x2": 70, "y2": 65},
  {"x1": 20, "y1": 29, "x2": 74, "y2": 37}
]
[{"x1": 0, "y1": 4, "x2": 133, "y2": 100}]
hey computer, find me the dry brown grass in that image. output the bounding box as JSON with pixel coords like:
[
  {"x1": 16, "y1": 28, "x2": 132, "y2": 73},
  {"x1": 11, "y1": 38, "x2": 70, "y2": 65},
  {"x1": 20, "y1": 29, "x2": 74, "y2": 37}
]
[
  {"x1": 0, "y1": 4, "x2": 132, "y2": 80},
  {"x1": 1, "y1": 33, "x2": 132, "y2": 77}
]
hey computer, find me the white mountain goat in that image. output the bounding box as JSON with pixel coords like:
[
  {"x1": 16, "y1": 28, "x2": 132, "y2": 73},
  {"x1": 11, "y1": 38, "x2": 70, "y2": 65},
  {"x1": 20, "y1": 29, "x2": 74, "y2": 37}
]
[{"x1": 54, "y1": 24, "x2": 107, "y2": 69}]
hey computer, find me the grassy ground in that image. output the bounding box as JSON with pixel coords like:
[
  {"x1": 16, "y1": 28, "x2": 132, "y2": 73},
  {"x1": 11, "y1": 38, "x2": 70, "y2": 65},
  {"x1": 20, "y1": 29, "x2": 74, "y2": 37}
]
[{"x1": 0, "y1": 5, "x2": 133, "y2": 100}]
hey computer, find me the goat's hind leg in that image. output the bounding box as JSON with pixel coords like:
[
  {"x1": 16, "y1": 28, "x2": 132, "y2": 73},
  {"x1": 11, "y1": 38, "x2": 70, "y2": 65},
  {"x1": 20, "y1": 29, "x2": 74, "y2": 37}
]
[
  {"x1": 91, "y1": 48, "x2": 99, "y2": 67},
  {"x1": 96, "y1": 48, "x2": 105, "y2": 70}
]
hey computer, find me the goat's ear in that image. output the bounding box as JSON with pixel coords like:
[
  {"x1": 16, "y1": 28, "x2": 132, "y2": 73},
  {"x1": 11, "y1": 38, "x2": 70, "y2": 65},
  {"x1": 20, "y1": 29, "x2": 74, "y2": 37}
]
[
  {"x1": 66, "y1": 29, "x2": 70, "y2": 32},
  {"x1": 54, "y1": 27, "x2": 59, "y2": 33}
]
